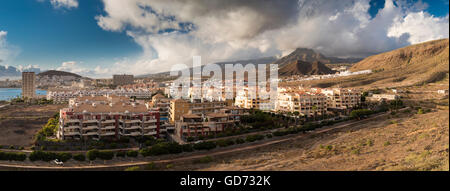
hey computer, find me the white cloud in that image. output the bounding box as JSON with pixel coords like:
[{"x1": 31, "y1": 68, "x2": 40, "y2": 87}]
[
  {"x1": 45, "y1": 0, "x2": 78, "y2": 9},
  {"x1": 388, "y1": 12, "x2": 449, "y2": 44},
  {"x1": 0, "y1": 31, "x2": 20, "y2": 65},
  {"x1": 92, "y1": 0, "x2": 449, "y2": 76}
]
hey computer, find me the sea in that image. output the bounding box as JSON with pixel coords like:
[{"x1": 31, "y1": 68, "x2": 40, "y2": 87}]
[{"x1": 0, "y1": 88, "x2": 47, "y2": 101}]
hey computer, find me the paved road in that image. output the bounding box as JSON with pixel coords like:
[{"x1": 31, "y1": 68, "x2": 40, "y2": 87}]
[{"x1": 0, "y1": 108, "x2": 406, "y2": 170}]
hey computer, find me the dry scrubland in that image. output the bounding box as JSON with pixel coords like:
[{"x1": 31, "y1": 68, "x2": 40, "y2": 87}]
[{"x1": 0, "y1": 104, "x2": 65, "y2": 146}]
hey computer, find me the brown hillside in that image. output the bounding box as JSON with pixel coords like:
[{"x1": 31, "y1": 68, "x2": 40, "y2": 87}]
[
  {"x1": 350, "y1": 39, "x2": 449, "y2": 86},
  {"x1": 279, "y1": 60, "x2": 336, "y2": 76}
]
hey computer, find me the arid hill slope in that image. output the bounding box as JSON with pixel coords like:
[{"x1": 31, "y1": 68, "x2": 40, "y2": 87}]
[
  {"x1": 278, "y1": 60, "x2": 335, "y2": 76},
  {"x1": 351, "y1": 39, "x2": 449, "y2": 86}
]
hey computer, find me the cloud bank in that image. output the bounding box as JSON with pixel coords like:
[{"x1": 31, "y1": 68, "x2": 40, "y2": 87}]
[
  {"x1": 67, "y1": 0, "x2": 450, "y2": 77},
  {"x1": 0, "y1": 31, "x2": 20, "y2": 66}
]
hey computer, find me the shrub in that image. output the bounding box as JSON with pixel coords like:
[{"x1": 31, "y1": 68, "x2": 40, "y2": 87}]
[
  {"x1": 384, "y1": 141, "x2": 391, "y2": 146},
  {"x1": 145, "y1": 162, "x2": 157, "y2": 170},
  {"x1": 193, "y1": 141, "x2": 216, "y2": 150},
  {"x1": 166, "y1": 164, "x2": 174, "y2": 169},
  {"x1": 28, "y1": 151, "x2": 71, "y2": 162},
  {"x1": 86, "y1": 149, "x2": 100, "y2": 161},
  {"x1": 57, "y1": 152, "x2": 72, "y2": 162},
  {"x1": 186, "y1": 137, "x2": 195, "y2": 142},
  {"x1": 216, "y1": 140, "x2": 229, "y2": 147},
  {"x1": 181, "y1": 144, "x2": 194, "y2": 152},
  {"x1": 97, "y1": 151, "x2": 114, "y2": 160},
  {"x1": 193, "y1": 156, "x2": 213, "y2": 164},
  {"x1": 417, "y1": 109, "x2": 424, "y2": 114},
  {"x1": 0, "y1": 151, "x2": 27, "y2": 161},
  {"x1": 73, "y1": 154, "x2": 86, "y2": 161},
  {"x1": 266, "y1": 134, "x2": 273, "y2": 139},
  {"x1": 245, "y1": 134, "x2": 264, "y2": 142},
  {"x1": 235, "y1": 138, "x2": 245, "y2": 144},
  {"x1": 116, "y1": 151, "x2": 126, "y2": 158},
  {"x1": 126, "y1": 150, "x2": 139, "y2": 158},
  {"x1": 350, "y1": 109, "x2": 374, "y2": 119},
  {"x1": 124, "y1": 166, "x2": 140, "y2": 171}
]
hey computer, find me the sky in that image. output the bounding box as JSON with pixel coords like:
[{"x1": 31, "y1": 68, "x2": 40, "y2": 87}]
[{"x1": 0, "y1": 0, "x2": 449, "y2": 78}]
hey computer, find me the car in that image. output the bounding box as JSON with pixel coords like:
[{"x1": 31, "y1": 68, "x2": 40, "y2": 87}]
[{"x1": 54, "y1": 159, "x2": 64, "y2": 166}]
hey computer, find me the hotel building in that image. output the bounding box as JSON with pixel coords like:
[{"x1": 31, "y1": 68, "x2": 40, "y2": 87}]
[
  {"x1": 22, "y1": 72, "x2": 36, "y2": 99},
  {"x1": 57, "y1": 97, "x2": 160, "y2": 141}
]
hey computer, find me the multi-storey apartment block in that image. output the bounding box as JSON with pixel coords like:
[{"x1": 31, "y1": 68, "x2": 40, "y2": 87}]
[
  {"x1": 22, "y1": 72, "x2": 36, "y2": 99},
  {"x1": 57, "y1": 98, "x2": 160, "y2": 141},
  {"x1": 321, "y1": 88, "x2": 362, "y2": 109},
  {"x1": 150, "y1": 94, "x2": 174, "y2": 135},
  {"x1": 234, "y1": 87, "x2": 272, "y2": 111},
  {"x1": 276, "y1": 91, "x2": 328, "y2": 116},
  {"x1": 175, "y1": 111, "x2": 246, "y2": 139},
  {"x1": 47, "y1": 89, "x2": 154, "y2": 104},
  {"x1": 169, "y1": 98, "x2": 233, "y2": 123}
]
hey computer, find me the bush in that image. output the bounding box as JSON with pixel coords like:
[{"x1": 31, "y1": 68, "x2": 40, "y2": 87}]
[
  {"x1": 266, "y1": 134, "x2": 273, "y2": 139},
  {"x1": 186, "y1": 137, "x2": 195, "y2": 142},
  {"x1": 57, "y1": 152, "x2": 72, "y2": 162},
  {"x1": 141, "y1": 142, "x2": 183, "y2": 157},
  {"x1": 350, "y1": 109, "x2": 375, "y2": 119},
  {"x1": 116, "y1": 151, "x2": 126, "y2": 158},
  {"x1": 417, "y1": 109, "x2": 424, "y2": 114},
  {"x1": 86, "y1": 149, "x2": 100, "y2": 161},
  {"x1": 145, "y1": 162, "x2": 157, "y2": 170},
  {"x1": 73, "y1": 154, "x2": 86, "y2": 161},
  {"x1": 181, "y1": 144, "x2": 194, "y2": 152},
  {"x1": 193, "y1": 141, "x2": 216, "y2": 151},
  {"x1": 124, "y1": 166, "x2": 140, "y2": 171},
  {"x1": 127, "y1": 150, "x2": 139, "y2": 158},
  {"x1": 245, "y1": 134, "x2": 265, "y2": 142},
  {"x1": 0, "y1": 151, "x2": 27, "y2": 161},
  {"x1": 235, "y1": 138, "x2": 245, "y2": 144},
  {"x1": 193, "y1": 156, "x2": 213, "y2": 164},
  {"x1": 97, "y1": 151, "x2": 114, "y2": 160},
  {"x1": 28, "y1": 151, "x2": 71, "y2": 162}
]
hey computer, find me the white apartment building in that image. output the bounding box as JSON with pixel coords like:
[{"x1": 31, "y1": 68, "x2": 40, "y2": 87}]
[
  {"x1": 276, "y1": 91, "x2": 328, "y2": 116},
  {"x1": 47, "y1": 89, "x2": 154, "y2": 103},
  {"x1": 321, "y1": 88, "x2": 361, "y2": 109}
]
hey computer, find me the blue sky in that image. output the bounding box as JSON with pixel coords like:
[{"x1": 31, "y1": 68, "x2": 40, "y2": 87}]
[
  {"x1": 0, "y1": 0, "x2": 140, "y2": 71},
  {"x1": 0, "y1": 0, "x2": 449, "y2": 77}
]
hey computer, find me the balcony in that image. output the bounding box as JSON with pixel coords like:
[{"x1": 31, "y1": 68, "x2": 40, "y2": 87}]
[
  {"x1": 83, "y1": 120, "x2": 98, "y2": 124},
  {"x1": 143, "y1": 125, "x2": 157, "y2": 130},
  {"x1": 143, "y1": 119, "x2": 157, "y2": 123},
  {"x1": 64, "y1": 126, "x2": 80, "y2": 130},
  {"x1": 120, "y1": 119, "x2": 141, "y2": 124},
  {"x1": 101, "y1": 126, "x2": 116, "y2": 130},
  {"x1": 143, "y1": 131, "x2": 157, "y2": 136},
  {"x1": 122, "y1": 126, "x2": 142, "y2": 131},
  {"x1": 82, "y1": 132, "x2": 99, "y2": 136},
  {"x1": 101, "y1": 120, "x2": 116, "y2": 124},
  {"x1": 64, "y1": 132, "x2": 81, "y2": 136},
  {"x1": 82, "y1": 126, "x2": 99, "y2": 131},
  {"x1": 123, "y1": 132, "x2": 142, "y2": 137},
  {"x1": 67, "y1": 119, "x2": 80, "y2": 123},
  {"x1": 100, "y1": 132, "x2": 116, "y2": 137}
]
